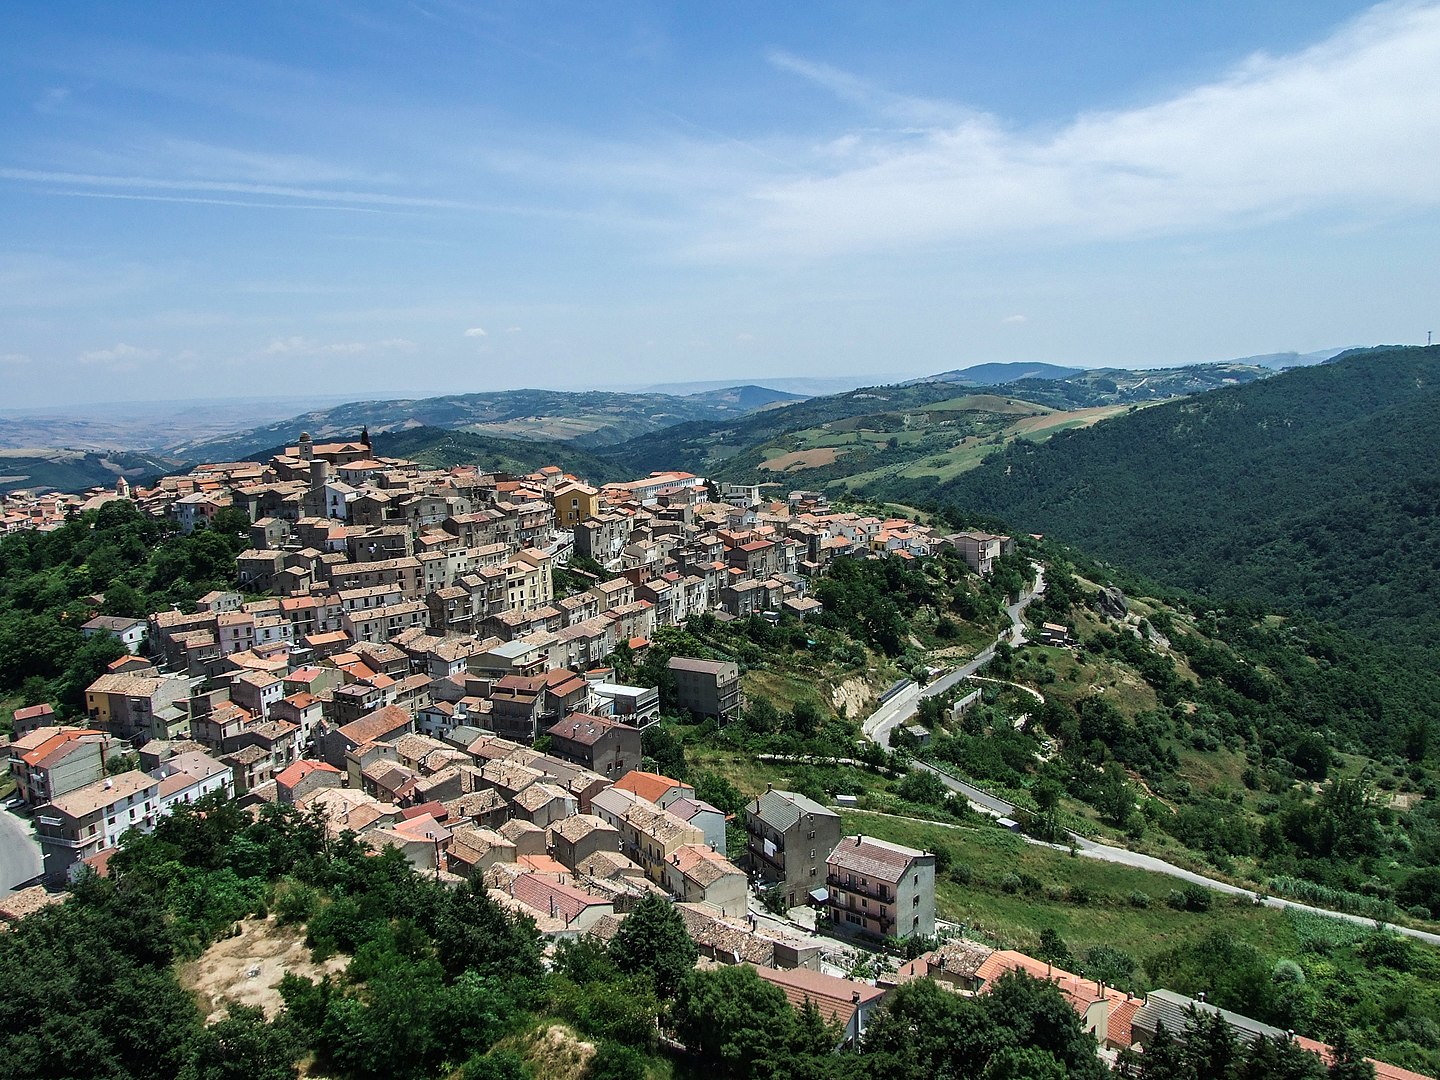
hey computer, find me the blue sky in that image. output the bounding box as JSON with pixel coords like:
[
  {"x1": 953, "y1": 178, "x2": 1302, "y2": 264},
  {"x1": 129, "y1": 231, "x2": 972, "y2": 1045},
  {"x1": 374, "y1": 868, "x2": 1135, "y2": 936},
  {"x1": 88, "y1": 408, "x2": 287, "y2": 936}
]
[{"x1": 3, "y1": 1, "x2": 1438, "y2": 407}]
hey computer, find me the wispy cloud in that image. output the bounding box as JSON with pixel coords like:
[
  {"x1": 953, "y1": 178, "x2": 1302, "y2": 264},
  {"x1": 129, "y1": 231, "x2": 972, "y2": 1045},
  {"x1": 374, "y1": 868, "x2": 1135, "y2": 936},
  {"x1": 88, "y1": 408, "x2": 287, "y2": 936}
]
[
  {"x1": 79, "y1": 342, "x2": 159, "y2": 364},
  {"x1": 49, "y1": 190, "x2": 389, "y2": 213},
  {"x1": 700, "y1": 2, "x2": 1440, "y2": 259},
  {"x1": 0, "y1": 352, "x2": 32, "y2": 365},
  {"x1": 263, "y1": 336, "x2": 417, "y2": 356},
  {"x1": 1001, "y1": 314, "x2": 1027, "y2": 325},
  {"x1": 766, "y1": 50, "x2": 969, "y2": 127},
  {"x1": 463, "y1": 326, "x2": 487, "y2": 337},
  {"x1": 0, "y1": 167, "x2": 466, "y2": 211}
]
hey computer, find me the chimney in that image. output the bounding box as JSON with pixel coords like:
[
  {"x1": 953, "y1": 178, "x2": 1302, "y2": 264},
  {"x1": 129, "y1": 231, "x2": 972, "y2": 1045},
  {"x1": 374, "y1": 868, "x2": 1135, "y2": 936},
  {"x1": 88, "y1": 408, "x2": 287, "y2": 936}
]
[{"x1": 852, "y1": 991, "x2": 861, "y2": 1004}]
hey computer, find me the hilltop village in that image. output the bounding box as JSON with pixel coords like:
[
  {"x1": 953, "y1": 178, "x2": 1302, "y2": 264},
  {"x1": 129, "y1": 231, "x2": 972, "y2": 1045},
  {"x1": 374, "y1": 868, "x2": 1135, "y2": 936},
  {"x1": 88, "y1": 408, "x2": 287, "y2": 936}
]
[{"x1": 3, "y1": 433, "x2": 1424, "y2": 1078}]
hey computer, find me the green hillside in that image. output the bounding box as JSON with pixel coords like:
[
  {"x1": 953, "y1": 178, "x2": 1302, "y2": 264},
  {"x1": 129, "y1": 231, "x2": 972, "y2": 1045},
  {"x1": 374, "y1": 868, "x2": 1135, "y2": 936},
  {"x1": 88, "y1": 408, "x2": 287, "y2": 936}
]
[
  {"x1": 902, "y1": 346, "x2": 1440, "y2": 646},
  {"x1": 0, "y1": 448, "x2": 175, "y2": 496},
  {"x1": 368, "y1": 427, "x2": 624, "y2": 482},
  {"x1": 172, "y1": 385, "x2": 804, "y2": 464}
]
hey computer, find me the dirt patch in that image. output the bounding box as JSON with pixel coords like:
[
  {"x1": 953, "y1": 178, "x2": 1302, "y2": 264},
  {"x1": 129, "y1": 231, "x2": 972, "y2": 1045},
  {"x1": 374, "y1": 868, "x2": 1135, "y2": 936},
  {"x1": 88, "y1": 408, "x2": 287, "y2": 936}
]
[
  {"x1": 830, "y1": 676, "x2": 873, "y2": 719},
  {"x1": 1009, "y1": 405, "x2": 1126, "y2": 435},
  {"x1": 509, "y1": 1024, "x2": 594, "y2": 1080},
  {"x1": 760, "y1": 447, "x2": 845, "y2": 472},
  {"x1": 179, "y1": 916, "x2": 349, "y2": 1022}
]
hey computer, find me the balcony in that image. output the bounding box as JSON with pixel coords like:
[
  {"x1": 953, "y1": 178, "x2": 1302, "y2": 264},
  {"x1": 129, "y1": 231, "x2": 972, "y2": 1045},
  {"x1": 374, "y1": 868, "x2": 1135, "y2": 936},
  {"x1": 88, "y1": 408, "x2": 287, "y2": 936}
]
[{"x1": 827, "y1": 873, "x2": 893, "y2": 904}]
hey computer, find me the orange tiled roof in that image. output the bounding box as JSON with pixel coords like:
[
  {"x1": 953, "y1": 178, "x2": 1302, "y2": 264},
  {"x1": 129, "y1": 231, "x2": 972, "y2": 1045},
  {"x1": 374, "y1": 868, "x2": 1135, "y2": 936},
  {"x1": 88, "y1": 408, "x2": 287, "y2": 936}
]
[{"x1": 613, "y1": 770, "x2": 686, "y2": 805}]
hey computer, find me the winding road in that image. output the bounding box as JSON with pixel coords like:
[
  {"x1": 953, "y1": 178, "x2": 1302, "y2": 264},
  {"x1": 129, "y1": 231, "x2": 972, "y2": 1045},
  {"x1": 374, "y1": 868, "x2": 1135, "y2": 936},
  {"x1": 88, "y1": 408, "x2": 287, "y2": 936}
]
[{"x1": 859, "y1": 564, "x2": 1440, "y2": 947}]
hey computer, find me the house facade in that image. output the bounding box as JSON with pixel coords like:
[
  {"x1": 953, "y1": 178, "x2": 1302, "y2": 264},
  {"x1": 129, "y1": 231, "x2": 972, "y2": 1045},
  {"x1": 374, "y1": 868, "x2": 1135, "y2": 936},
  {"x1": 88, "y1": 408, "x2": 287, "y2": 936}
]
[
  {"x1": 745, "y1": 788, "x2": 842, "y2": 910},
  {"x1": 824, "y1": 835, "x2": 936, "y2": 941}
]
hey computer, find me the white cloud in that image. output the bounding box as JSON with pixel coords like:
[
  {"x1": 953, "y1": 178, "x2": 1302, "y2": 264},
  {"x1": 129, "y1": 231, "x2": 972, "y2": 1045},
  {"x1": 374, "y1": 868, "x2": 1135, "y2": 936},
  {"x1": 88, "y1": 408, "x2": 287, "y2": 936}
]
[
  {"x1": 1002, "y1": 314, "x2": 1027, "y2": 325},
  {"x1": 464, "y1": 326, "x2": 487, "y2": 337},
  {"x1": 264, "y1": 335, "x2": 309, "y2": 355},
  {"x1": 264, "y1": 336, "x2": 416, "y2": 357},
  {"x1": 702, "y1": 2, "x2": 1440, "y2": 259},
  {"x1": 504, "y1": 326, "x2": 522, "y2": 334},
  {"x1": 79, "y1": 342, "x2": 159, "y2": 364},
  {"x1": 0, "y1": 352, "x2": 32, "y2": 365}
]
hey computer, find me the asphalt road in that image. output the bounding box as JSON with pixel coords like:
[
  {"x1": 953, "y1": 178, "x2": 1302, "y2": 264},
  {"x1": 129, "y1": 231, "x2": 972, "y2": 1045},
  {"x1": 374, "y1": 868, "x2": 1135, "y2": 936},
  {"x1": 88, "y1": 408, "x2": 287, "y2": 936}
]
[
  {"x1": 858, "y1": 564, "x2": 1440, "y2": 947},
  {"x1": 0, "y1": 808, "x2": 42, "y2": 896},
  {"x1": 862, "y1": 565, "x2": 1045, "y2": 751}
]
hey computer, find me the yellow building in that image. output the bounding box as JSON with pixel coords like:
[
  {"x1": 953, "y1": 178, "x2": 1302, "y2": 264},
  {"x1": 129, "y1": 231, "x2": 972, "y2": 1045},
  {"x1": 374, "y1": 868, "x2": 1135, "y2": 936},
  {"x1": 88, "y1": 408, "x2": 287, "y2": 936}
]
[{"x1": 551, "y1": 482, "x2": 601, "y2": 528}]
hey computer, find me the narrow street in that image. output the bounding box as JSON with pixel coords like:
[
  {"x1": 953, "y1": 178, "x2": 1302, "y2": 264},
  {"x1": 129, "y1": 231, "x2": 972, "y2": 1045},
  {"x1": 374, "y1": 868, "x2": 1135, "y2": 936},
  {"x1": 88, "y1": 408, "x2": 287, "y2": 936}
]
[{"x1": 0, "y1": 809, "x2": 42, "y2": 897}]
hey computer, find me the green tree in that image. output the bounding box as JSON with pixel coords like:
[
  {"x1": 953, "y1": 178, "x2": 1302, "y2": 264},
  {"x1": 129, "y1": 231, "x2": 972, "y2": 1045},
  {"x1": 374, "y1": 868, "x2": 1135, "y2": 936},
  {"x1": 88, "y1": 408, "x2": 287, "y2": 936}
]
[
  {"x1": 669, "y1": 964, "x2": 823, "y2": 1078},
  {"x1": 608, "y1": 895, "x2": 697, "y2": 998},
  {"x1": 897, "y1": 769, "x2": 948, "y2": 806},
  {"x1": 180, "y1": 1004, "x2": 300, "y2": 1080}
]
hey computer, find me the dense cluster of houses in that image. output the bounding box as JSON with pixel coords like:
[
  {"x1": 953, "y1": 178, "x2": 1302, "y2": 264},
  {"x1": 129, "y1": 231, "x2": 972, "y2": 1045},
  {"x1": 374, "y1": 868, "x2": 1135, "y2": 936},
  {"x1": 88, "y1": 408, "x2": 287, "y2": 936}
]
[
  {"x1": 2, "y1": 438, "x2": 1428, "y2": 1076},
  {"x1": 11, "y1": 436, "x2": 996, "y2": 926}
]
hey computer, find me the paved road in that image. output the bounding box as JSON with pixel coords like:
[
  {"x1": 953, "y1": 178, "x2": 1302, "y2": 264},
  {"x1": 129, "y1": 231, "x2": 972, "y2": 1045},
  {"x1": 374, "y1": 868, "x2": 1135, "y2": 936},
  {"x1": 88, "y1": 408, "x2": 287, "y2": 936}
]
[
  {"x1": 858, "y1": 563, "x2": 1440, "y2": 947},
  {"x1": 862, "y1": 565, "x2": 1045, "y2": 750},
  {"x1": 0, "y1": 809, "x2": 42, "y2": 896}
]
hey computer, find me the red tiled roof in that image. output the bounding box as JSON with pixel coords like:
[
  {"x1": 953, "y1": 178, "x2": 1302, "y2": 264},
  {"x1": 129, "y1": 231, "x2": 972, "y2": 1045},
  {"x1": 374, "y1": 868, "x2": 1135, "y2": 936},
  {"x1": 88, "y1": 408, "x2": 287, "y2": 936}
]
[
  {"x1": 275, "y1": 759, "x2": 341, "y2": 789},
  {"x1": 508, "y1": 873, "x2": 607, "y2": 924},
  {"x1": 754, "y1": 965, "x2": 885, "y2": 1029},
  {"x1": 613, "y1": 770, "x2": 686, "y2": 805}
]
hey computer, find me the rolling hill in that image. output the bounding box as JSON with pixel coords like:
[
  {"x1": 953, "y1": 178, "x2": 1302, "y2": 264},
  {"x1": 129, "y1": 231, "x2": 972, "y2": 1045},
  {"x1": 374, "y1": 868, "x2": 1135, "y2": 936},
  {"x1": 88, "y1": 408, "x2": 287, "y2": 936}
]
[
  {"x1": 921, "y1": 361, "x2": 1081, "y2": 384},
  {"x1": 172, "y1": 384, "x2": 805, "y2": 464},
  {"x1": 0, "y1": 448, "x2": 175, "y2": 497},
  {"x1": 906, "y1": 345, "x2": 1440, "y2": 648}
]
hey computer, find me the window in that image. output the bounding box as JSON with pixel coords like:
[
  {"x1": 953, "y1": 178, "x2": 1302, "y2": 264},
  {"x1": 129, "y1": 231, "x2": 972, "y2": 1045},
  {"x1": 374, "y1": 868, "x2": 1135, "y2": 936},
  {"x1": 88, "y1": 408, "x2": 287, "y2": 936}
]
[{"x1": 913, "y1": 895, "x2": 920, "y2": 907}]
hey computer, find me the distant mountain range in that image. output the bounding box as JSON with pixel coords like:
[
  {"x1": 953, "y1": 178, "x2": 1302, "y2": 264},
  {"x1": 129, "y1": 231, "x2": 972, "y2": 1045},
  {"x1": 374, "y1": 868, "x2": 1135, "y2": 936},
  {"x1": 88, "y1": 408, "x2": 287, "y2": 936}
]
[
  {"x1": 172, "y1": 384, "x2": 805, "y2": 464},
  {"x1": 0, "y1": 345, "x2": 1379, "y2": 496},
  {"x1": 919, "y1": 362, "x2": 1082, "y2": 385}
]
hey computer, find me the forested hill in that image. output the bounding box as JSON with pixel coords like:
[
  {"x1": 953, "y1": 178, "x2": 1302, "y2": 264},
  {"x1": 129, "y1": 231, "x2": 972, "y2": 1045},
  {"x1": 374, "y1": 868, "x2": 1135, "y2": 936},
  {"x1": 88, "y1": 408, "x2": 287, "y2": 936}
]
[{"x1": 898, "y1": 345, "x2": 1440, "y2": 646}]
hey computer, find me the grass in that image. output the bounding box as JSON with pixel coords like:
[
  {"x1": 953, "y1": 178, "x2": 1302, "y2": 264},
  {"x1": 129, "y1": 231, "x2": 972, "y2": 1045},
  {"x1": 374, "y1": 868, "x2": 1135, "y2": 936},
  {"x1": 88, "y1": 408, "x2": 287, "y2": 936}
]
[{"x1": 835, "y1": 809, "x2": 1300, "y2": 960}]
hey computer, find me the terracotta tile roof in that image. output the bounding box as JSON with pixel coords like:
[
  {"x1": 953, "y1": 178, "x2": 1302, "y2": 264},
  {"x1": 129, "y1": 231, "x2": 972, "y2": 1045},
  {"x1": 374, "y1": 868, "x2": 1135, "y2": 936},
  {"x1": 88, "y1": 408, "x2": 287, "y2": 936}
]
[
  {"x1": 549, "y1": 814, "x2": 619, "y2": 844},
  {"x1": 754, "y1": 965, "x2": 886, "y2": 1030},
  {"x1": 337, "y1": 705, "x2": 412, "y2": 746},
  {"x1": 612, "y1": 770, "x2": 688, "y2": 805},
  {"x1": 669, "y1": 843, "x2": 742, "y2": 888},
  {"x1": 507, "y1": 873, "x2": 609, "y2": 925},
  {"x1": 47, "y1": 771, "x2": 158, "y2": 819},
  {"x1": 518, "y1": 854, "x2": 570, "y2": 875},
  {"x1": 1107, "y1": 997, "x2": 1141, "y2": 1050},
  {"x1": 275, "y1": 759, "x2": 341, "y2": 789},
  {"x1": 548, "y1": 713, "x2": 627, "y2": 747},
  {"x1": 498, "y1": 818, "x2": 545, "y2": 844},
  {"x1": 827, "y1": 835, "x2": 926, "y2": 883}
]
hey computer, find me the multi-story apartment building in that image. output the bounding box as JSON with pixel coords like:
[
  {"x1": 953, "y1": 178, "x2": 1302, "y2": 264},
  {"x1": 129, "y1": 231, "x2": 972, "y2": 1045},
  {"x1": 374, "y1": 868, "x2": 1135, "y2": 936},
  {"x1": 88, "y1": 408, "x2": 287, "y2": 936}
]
[
  {"x1": 83, "y1": 671, "x2": 191, "y2": 743},
  {"x1": 824, "y1": 835, "x2": 936, "y2": 941},
  {"x1": 8, "y1": 727, "x2": 112, "y2": 807},
  {"x1": 667, "y1": 656, "x2": 742, "y2": 722},
  {"x1": 34, "y1": 770, "x2": 161, "y2": 881},
  {"x1": 744, "y1": 788, "x2": 842, "y2": 910}
]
